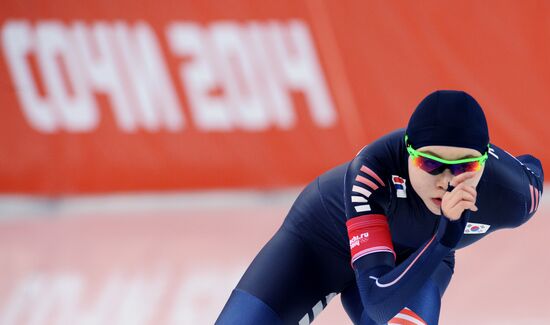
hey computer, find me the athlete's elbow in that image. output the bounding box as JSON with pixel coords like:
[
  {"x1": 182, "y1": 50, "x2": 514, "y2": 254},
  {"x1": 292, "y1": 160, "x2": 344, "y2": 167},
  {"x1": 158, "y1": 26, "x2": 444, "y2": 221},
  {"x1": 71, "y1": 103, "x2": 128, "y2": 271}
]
[
  {"x1": 363, "y1": 302, "x2": 396, "y2": 325},
  {"x1": 518, "y1": 154, "x2": 544, "y2": 183},
  {"x1": 353, "y1": 282, "x2": 397, "y2": 324}
]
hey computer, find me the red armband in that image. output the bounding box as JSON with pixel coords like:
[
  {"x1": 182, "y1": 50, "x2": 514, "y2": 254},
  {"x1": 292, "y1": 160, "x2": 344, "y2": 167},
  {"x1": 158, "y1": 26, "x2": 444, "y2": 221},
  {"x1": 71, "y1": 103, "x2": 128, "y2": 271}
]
[{"x1": 346, "y1": 214, "x2": 395, "y2": 264}]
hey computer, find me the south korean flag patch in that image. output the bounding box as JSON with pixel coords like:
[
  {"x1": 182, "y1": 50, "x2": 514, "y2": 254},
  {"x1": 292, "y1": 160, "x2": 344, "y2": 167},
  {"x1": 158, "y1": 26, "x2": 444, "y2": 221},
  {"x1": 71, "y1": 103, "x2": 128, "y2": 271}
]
[
  {"x1": 392, "y1": 175, "x2": 407, "y2": 198},
  {"x1": 464, "y1": 222, "x2": 491, "y2": 234}
]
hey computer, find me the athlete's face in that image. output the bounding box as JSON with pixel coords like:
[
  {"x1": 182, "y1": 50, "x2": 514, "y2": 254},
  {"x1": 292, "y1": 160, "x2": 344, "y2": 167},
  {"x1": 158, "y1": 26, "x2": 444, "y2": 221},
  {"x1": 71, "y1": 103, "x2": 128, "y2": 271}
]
[{"x1": 408, "y1": 145, "x2": 485, "y2": 215}]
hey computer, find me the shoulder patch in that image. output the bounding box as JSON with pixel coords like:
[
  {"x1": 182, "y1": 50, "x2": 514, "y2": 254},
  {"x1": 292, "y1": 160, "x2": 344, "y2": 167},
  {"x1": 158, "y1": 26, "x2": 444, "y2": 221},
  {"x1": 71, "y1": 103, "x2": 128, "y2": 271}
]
[{"x1": 392, "y1": 175, "x2": 407, "y2": 198}]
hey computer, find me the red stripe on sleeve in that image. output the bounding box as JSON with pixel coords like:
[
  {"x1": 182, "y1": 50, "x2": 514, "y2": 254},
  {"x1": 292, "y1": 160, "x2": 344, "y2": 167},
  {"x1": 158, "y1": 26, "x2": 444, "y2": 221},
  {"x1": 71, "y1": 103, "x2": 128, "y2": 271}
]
[
  {"x1": 360, "y1": 165, "x2": 386, "y2": 187},
  {"x1": 529, "y1": 185, "x2": 535, "y2": 213},
  {"x1": 535, "y1": 188, "x2": 540, "y2": 211},
  {"x1": 355, "y1": 175, "x2": 379, "y2": 191}
]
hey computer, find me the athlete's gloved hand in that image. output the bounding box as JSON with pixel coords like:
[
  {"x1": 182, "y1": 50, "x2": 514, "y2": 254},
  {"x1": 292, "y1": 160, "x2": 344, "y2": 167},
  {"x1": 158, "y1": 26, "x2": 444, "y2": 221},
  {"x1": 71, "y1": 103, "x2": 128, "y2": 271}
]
[{"x1": 437, "y1": 171, "x2": 478, "y2": 248}]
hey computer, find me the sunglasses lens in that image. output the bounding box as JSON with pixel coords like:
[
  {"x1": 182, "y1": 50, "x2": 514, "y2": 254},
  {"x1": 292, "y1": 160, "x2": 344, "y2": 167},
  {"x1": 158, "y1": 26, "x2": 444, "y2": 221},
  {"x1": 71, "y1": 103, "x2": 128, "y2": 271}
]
[
  {"x1": 414, "y1": 157, "x2": 482, "y2": 175},
  {"x1": 413, "y1": 156, "x2": 444, "y2": 174},
  {"x1": 449, "y1": 161, "x2": 481, "y2": 175}
]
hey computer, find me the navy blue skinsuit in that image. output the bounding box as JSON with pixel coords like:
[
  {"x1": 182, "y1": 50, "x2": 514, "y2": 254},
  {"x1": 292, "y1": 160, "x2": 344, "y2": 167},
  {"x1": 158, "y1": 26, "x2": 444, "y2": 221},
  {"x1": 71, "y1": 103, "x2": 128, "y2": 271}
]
[{"x1": 216, "y1": 129, "x2": 544, "y2": 325}]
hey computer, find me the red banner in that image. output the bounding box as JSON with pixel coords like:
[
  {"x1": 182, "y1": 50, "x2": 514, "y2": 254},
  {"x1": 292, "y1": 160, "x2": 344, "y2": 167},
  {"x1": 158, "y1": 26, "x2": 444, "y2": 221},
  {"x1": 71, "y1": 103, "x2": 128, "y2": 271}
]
[{"x1": 1, "y1": 0, "x2": 548, "y2": 193}]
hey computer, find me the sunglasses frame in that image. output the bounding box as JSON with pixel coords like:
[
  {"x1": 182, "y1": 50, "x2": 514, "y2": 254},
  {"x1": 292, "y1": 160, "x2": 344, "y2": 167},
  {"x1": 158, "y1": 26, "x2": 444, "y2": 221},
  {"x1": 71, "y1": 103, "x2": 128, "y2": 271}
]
[{"x1": 404, "y1": 135, "x2": 489, "y2": 174}]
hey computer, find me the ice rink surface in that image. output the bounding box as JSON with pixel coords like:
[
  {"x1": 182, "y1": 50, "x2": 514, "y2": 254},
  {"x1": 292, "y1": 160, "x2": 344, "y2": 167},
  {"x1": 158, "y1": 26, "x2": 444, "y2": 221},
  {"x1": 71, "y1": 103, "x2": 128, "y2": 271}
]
[{"x1": 0, "y1": 188, "x2": 548, "y2": 324}]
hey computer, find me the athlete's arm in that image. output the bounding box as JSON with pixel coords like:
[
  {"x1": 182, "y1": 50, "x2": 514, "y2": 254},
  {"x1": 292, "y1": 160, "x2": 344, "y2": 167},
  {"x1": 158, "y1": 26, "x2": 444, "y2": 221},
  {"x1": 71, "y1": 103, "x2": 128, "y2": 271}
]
[
  {"x1": 516, "y1": 154, "x2": 544, "y2": 224},
  {"x1": 344, "y1": 156, "x2": 470, "y2": 324}
]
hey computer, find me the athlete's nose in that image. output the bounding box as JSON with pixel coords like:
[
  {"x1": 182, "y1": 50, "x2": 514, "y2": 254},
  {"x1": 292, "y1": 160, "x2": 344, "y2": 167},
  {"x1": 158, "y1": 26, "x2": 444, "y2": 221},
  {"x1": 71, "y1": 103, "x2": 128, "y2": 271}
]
[{"x1": 436, "y1": 168, "x2": 453, "y2": 190}]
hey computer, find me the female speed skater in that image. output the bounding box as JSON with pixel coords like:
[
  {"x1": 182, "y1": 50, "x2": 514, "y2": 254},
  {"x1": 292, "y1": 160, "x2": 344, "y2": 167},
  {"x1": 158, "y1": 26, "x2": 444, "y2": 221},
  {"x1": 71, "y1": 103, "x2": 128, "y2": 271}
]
[{"x1": 216, "y1": 90, "x2": 544, "y2": 324}]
